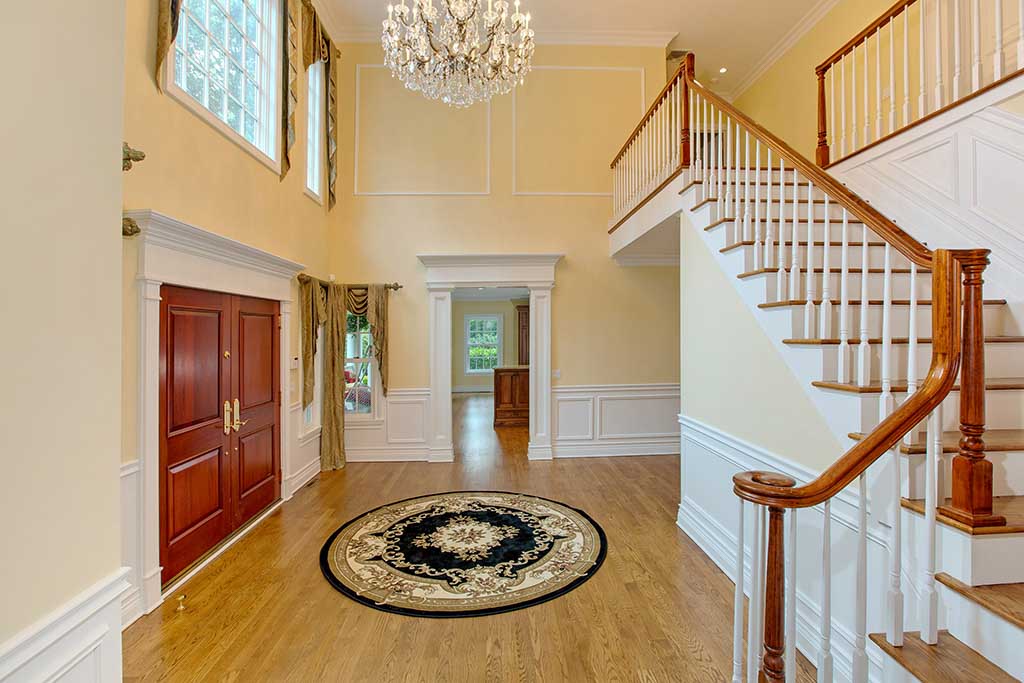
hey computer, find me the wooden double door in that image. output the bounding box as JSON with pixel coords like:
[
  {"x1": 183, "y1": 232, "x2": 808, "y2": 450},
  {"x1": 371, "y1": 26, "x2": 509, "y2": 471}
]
[{"x1": 159, "y1": 286, "x2": 281, "y2": 584}]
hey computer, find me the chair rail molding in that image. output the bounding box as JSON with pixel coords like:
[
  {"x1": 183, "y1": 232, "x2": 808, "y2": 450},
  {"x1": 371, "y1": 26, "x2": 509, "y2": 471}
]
[
  {"x1": 418, "y1": 254, "x2": 564, "y2": 461},
  {"x1": 127, "y1": 209, "x2": 305, "y2": 623}
]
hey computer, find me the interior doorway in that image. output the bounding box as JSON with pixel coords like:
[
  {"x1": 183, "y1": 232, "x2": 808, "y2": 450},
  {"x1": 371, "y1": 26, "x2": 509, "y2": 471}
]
[{"x1": 451, "y1": 287, "x2": 530, "y2": 461}]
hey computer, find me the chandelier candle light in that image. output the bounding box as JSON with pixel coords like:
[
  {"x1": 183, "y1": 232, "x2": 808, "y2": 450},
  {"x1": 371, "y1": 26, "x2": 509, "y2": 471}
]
[{"x1": 382, "y1": 0, "x2": 536, "y2": 107}]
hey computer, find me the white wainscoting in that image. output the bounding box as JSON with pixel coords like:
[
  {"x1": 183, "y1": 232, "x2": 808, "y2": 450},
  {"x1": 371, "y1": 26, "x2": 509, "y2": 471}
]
[
  {"x1": 677, "y1": 415, "x2": 895, "y2": 683},
  {"x1": 345, "y1": 388, "x2": 432, "y2": 462},
  {"x1": 0, "y1": 569, "x2": 130, "y2": 682},
  {"x1": 119, "y1": 462, "x2": 143, "y2": 628},
  {"x1": 287, "y1": 402, "x2": 322, "y2": 500},
  {"x1": 552, "y1": 384, "x2": 680, "y2": 458}
]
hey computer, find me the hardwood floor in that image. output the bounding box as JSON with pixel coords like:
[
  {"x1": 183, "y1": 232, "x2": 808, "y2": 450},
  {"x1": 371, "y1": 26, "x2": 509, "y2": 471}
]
[{"x1": 123, "y1": 394, "x2": 815, "y2": 682}]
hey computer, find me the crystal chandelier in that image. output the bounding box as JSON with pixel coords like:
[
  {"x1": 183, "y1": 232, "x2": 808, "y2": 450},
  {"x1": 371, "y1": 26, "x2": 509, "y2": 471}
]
[{"x1": 382, "y1": 0, "x2": 536, "y2": 107}]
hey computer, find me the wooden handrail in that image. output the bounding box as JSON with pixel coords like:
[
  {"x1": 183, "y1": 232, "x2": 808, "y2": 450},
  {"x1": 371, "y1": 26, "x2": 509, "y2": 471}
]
[
  {"x1": 815, "y1": 0, "x2": 916, "y2": 74},
  {"x1": 683, "y1": 72, "x2": 934, "y2": 268},
  {"x1": 611, "y1": 61, "x2": 688, "y2": 168}
]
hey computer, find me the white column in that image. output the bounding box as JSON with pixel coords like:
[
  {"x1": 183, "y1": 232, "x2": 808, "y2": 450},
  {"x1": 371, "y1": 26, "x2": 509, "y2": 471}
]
[
  {"x1": 280, "y1": 299, "x2": 295, "y2": 500},
  {"x1": 528, "y1": 285, "x2": 554, "y2": 460},
  {"x1": 427, "y1": 285, "x2": 455, "y2": 463},
  {"x1": 139, "y1": 277, "x2": 165, "y2": 613}
]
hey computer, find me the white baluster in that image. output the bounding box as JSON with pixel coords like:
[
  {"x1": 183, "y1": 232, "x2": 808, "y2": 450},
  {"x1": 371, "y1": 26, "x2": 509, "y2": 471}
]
[
  {"x1": 747, "y1": 505, "x2": 764, "y2": 683},
  {"x1": 744, "y1": 131, "x2": 752, "y2": 241},
  {"x1": 935, "y1": 0, "x2": 945, "y2": 110},
  {"x1": 920, "y1": 0, "x2": 928, "y2": 116},
  {"x1": 735, "y1": 122, "x2": 743, "y2": 233},
  {"x1": 852, "y1": 45, "x2": 859, "y2": 151},
  {"x1": 1018, "y1": 0, "x2": 1024, "y2": 69},
  {"x1": 884, "y1": 253, "x2": 904, "y2": 648},
  {"x1": 755, "y1": 141, "x2": 764, "y2": 270},
  {"x1": 903, "y1": 10, "x2": 911, "y2": 126},
  {"x1": 804, "y1": 182, "x2": 816, "y2": 337},
  {"x1": 732, "y1": 498, "x2": 746, "y2": 683},
  {"x1": 785, "y1": 509, "x2": 797, "y2": 683},
  {"x1": 776, "y1": 154, "x2": 787, "y2": 300},
  {"x1": 889, "y1": 19, "x2": 896, "y2": 133},
  {"x1": 725, "y1": 116, "x2": 735, "y2": 218},
  {"x1": 863, "y1": 38, "x2": 870, "y2": 145},
  {"x1": 820, "y1": 196, "x2": 833, "y2": 339},
  {"x1": 996, "y1": 0, "x2": 1005, "y2": 80},
  {"x1": 921, "y1": 404, "x2": 943, "y2": 645},
  {"x1": 905, "y1": 258, "x2": 920, "y2": 447},
  {"x1": 954, "y1": 0, "x2": 963, "y2": 99},
  {"x1": 718, "y1": 109, "x2": 726, "y2": 215},
  {"x1": 972, "y1": 0, "x2": 982, "y2": 91},
  {"x1": 766, "y1": 148, "x2": 775, "y2": 271},
  {"x1": 838, "y1": 209, "x2": 851, "y2": 382},
  {"x1": 830, "y1": 67, "x2": 836, "y2": 155},
  {"x1": 851, "y1": 475, "x2": 869, "y2": 683},
  {"x1": 818, "y1": 501, "x2": 833, "y2": 683},
  {"x1": 876, "y1": 28, "x2": 883, "y2": 140},
  {"x1": 841, "y1": 55, "x2": 848, "y2": 157},
  {"x1": 790, "y1": 170, "x2": 801, "y2": 301},
  {"x1": 881, "y1": 244, "x2": 895, "y2": 415},
  {"x1": 690, "y1": 88, "x2": 697, "y2": 179},
  {"x1": 857, "y1": 224, "x2": 871, "y2": 387},
  {"x1": 709, "y1": 105, "x2": 719, "y2": 201}
]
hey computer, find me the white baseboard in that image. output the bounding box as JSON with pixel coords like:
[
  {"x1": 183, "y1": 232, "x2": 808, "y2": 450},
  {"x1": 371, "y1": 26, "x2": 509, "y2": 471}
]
[
  {"x1": 552, "y1": 439, "x2": 679, "y2": 458},
  {"x1": 453, "y1": 386, "x2": 493, "y2": 394},
  {"x1": 283, "y1": 457, "x2": 320, "y2": 499},
  {"x1": 0, "y1": 569, "x2": 130, "y2": 682},
  {"x1": 119, "y1": 461, "x2": 142, "y2": 629}
]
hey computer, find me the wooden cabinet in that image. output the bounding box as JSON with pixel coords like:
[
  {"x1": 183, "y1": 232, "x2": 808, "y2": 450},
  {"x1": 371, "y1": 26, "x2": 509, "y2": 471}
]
[
  {"x1": 516, "y1": 305, "x2": 530, "y2": 365},
  {"x1": 494, "y1": 367, "x2": 529, "y2": 427}
]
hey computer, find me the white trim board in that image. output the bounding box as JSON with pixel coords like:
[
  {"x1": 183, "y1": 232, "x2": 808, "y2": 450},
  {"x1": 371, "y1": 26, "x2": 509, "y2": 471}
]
[
  {"x1": 127, "y1": 209, "x2": 305, "y2": 625},
  {"x1": 336, "y1": 27, "x2": 676, "y2": 48},
  {"x1": 0, "y1": 569, "x2": 130, "y2": 682},
  {"x1": 511, "y1": 65, "x2": 646, "y2": 197},
  {"x1": 353, "y1": 64, "x2": 492, "y2": 196}
]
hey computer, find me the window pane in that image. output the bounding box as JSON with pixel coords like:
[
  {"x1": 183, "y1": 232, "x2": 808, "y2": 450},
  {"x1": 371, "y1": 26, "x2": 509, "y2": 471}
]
[
  {"x1": 229, "y1": 26, "x2": 244, "y2": 63},
  {"x1": 208, "y1": 81, "x2": 226, "y2": 118},
  {"x1": 244, "y1": 43, "x2": 258, "y2": 77},
  {"x1": 360, "y1": 333, "x2": 373, "y2": 357},
  {"x1": 229, "y1": 0, "x2": 245, "y2": 25},
  {"x1": 209, "y1": 46, "x2": 227, "y2": 87},
  {"x1": 244, "y1": 113, "x2": 257, "y2": 144},
  {"x1": 227, "y1": 97, "x2": 243, "y2": 132},
  {"x1": 186, "y1": 0, "x2": 207, "y2": 21},
  {"x1": 245, "y1": 7, "x2": 259, "y2": 39},
  {"x1": 186, "y1": 18, "x2": 207, "y2": 66},
  {"x1": 228, "y1": 63, "x2": 243, "y2": 101},
  {"x1": 246, "y1": 0, "x2": 262, "y2": 20},
  {"x1": 185, "y1": 59, "x2": 206, "y2": 102},
  {"x1": 344, "y1": 362, "x2": 373, "y2": 414},
  {"x1": 245, "y1": 77, "x2": 258, "y2": 111},
  {"x1": 174, "y1": 48, "x2": 186, "y2": 89},
  {"x1": 208, "y1": 3, "x2": 228, "y2": 46}
]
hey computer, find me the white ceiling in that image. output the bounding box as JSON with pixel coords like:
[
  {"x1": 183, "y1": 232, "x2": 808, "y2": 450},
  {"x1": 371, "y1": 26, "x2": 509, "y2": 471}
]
[{"x1": 323, "y1": 0, "x2": 834, "y2": 97}]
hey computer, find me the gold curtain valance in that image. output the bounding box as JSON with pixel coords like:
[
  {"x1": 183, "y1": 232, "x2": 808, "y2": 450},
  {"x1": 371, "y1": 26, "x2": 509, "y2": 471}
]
[{"x1": 155, "y1": 0, "x2": 183, "y2": 92}]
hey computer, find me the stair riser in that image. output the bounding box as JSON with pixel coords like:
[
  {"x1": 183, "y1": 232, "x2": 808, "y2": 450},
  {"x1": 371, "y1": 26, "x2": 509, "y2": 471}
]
[
  {"x1": 759, "y1": 272, "x2": 935, "y2": 303},
  {"x1": 904, "y1": 451, "x2": 1024, "y2": 499},
  {"x1": 769, "y1": 302, "x2": 1009, "y2": 339},
  {"x1": 736, "y1": 244, "x2": 910, "y2": 272},
  {"x1": 846, "y1": 390, "x2": 1024, "y2": 433},
  {"x1": 940, "y1": 585, "x2": 1024, "y2": 678},
  {"x1": 814, "y1": 342, "x2": 1024, "y2": 383}
]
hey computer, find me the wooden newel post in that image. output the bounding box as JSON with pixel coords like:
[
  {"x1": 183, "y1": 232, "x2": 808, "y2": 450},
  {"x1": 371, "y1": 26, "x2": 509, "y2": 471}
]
[
  {"x1": 815, "y1": 68, "x2": 830, "y2": 167},
  {"x1": 680, "y1": 52, "x2": 695, "y2": 168},
  {"x1": 939, "y1": 253, "x2": 1006, "y2": 529},
  {"x1": 760, "y1": 507, "x2": 787, "y2": 683}
]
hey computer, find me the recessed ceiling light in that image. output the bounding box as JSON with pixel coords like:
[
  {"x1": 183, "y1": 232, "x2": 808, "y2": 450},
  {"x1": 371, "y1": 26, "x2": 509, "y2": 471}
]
[{"x1": 719, "y1": 67, "x2": 728, "y2": 74}]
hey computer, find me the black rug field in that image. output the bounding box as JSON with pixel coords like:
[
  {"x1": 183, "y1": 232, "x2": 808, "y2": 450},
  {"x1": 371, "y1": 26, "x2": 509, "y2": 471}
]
[{"x1": 319, "y1": 491, "x2": 607, "y2": 618}]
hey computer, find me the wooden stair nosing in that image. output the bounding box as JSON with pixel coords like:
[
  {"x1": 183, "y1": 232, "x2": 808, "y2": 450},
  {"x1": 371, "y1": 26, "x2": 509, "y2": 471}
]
[
  {"x1": 901, "y1": 495, "x2": 1024, "y2": 535},
  {"x1": 936, "y1": 572, "x2": 1024, "y2": 632},
  {"x1": 868, "y1": 631, "x2": 1017, "y2": 683},
  {"x1": 739, "y1": 266, "x2": 926, "y2": 278},
  {"x1": 849, "y1": 429, "x2": 1024, "y2": 455},
  {"x1": 785, "y1": 335, "x2": 1024, "y2": 346},
  {"x1": 813, "y1": 377, "x2": 1024, "y2": 394},
  {"x1": 761, "y1": 298, "x2": 1007, "y2": 309}
]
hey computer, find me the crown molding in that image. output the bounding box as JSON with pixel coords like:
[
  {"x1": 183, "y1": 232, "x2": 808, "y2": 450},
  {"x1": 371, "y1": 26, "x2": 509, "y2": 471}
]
[
  {"x1": 725, "y1": 0, "x2": 842, "y2": 102},
  {"x1": 335, "y1": 26, "x2": 676, "y2": 48}
]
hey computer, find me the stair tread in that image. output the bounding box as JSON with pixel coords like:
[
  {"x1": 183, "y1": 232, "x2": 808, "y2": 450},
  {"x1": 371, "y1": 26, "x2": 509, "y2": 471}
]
[
  {"x1": 868, "y1": 631, "x2": 1017, "y2": 683},
  {"x1": 740, "y1": 267, "x2": 925, "y2": 277},
  {"x1": 761, "y1": 298, "x2": 1007, "y2": 308},
  {"x1": 814, "y1": 377, "x2": 1024, "y2": 394},
  {"x1": 902, "y1": 496, "x2": 1024, "y2": 535},
  {"x1": 936, "y1": 572, "x2": 1024, "y2": 631},
  {"x1": 849, "y1": 429, "x2": 1024, "y2": 455},
  {"x1": 723, "y1": 240, "x2": 884, "y2": 253},
  {"x1": 786, "y1": 336, "x2": 1024, "y2": 346}
]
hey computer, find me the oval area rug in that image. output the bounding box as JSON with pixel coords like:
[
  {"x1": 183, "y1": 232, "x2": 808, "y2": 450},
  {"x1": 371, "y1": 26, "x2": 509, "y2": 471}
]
[{"x1": 319, "y1": 491, "x2": 607, "y2": 618}]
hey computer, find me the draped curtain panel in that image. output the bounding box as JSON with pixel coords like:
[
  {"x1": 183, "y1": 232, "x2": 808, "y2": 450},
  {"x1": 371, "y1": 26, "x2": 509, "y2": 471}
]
[
  {"x1": 298, "y1": 275, "x2": 327, "y2": 409},
  {"x1": 155, "y1": 0, "x2": 183, "y2": 92},
  {"x1": 280, "y1": 0, "x2": 299, "y2": 179},
  {"x1": 320, "y1": 283, "x2": 347, "y2": 471},
  {"x1": 368, "y1": 285, "x2": 390, "y2": 397},
  {"x1": 301, "y1": 0, "x2": 339, "y2": 209}
]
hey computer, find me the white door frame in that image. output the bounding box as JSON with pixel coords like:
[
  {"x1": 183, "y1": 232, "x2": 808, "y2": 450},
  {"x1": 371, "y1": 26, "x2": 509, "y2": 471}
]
[
  {"x1": 418, "y1": 254, "x2": 563, "y2": 461},
  {"x1": 129, "y1": 210, "x2": 305, "y2": 615}
]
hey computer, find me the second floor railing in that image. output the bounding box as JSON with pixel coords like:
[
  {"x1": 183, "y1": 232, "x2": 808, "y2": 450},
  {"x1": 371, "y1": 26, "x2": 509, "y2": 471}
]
[{"x1": 816, "y1": 0, "x2": 1024, "y2": 167}]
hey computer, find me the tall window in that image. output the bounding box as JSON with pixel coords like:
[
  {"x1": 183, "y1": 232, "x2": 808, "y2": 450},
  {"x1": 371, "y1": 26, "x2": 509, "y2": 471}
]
[
  {"x1": 465, "y1": 315, "x2": 503, "y2": 374},
  {"x1": 345, "y1": 313, "x2": 374, "y2": 415},
  {"x1": 172, "y1": 0, "x2": 279, "y2": 158},
  {"x1": 306, "y1": 62, "x2": 324, "y2": 199}
]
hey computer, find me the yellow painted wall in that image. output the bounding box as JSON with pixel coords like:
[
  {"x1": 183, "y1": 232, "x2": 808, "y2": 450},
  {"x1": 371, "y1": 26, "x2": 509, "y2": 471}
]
[
  {"x1": 0, "y1": 0, "x2": 125, "y2": 642},
  {"x1": 452, "y1": 300, "x2": 521, "y2": 391},
  {"x1": 331, "y1": 43, "x2": 680, "y2": 390},
  {"x1": 1000, "y1": 92, "x2": 1024, "y2": 116},
  {"x1": 120, "y1": 0, "x2": 333, "y2": 462},
  {"x1": 680, "y1": 219, "x2": 844, "y2": 470}
]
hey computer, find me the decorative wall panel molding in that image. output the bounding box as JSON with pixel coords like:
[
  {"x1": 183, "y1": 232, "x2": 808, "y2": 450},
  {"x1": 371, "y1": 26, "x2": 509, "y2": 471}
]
[{"x1": 552, "y1": 384, "x2": 680, "y2": 457}]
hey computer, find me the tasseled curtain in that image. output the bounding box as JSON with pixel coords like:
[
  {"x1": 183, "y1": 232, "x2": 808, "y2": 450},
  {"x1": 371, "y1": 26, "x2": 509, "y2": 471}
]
[
  {"x1": 280, "y1": 0, "x2": 299, "y2": 179},
  {"x1": 298, "y1": 276, "x2": 392, "y2": 471},
  {"x1": 155, "y1": 0, "x2": 183, "y2": 92},
  {"x1": 302, "y1": 0, "x2": 340, "y2": 208}
]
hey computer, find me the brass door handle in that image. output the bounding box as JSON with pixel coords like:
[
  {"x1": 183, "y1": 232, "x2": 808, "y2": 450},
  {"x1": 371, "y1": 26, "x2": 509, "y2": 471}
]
[
  {"x1": 223, "y1": 401, "x2": 232, "y2": 435},
  {"x1": 232, "y1": 399, "x2": 249, "y2": 432}
]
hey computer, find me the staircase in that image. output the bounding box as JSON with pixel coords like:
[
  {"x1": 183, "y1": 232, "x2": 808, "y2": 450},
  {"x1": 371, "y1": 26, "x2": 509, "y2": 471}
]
[{"x1": 608, "y1": 46, "x2": 1024, "y2": 682}]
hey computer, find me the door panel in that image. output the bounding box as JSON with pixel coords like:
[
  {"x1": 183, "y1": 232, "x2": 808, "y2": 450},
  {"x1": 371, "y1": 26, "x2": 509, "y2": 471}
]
[
  {"x1": 238, "y1": 311, "x2": 275, "y2": 408},
  {"x1": 239, "y1": 426, "x2": 274, "y2": 495},
  {"x1": 160, "y1": 286, "x2": 233, "y2": 585}
]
